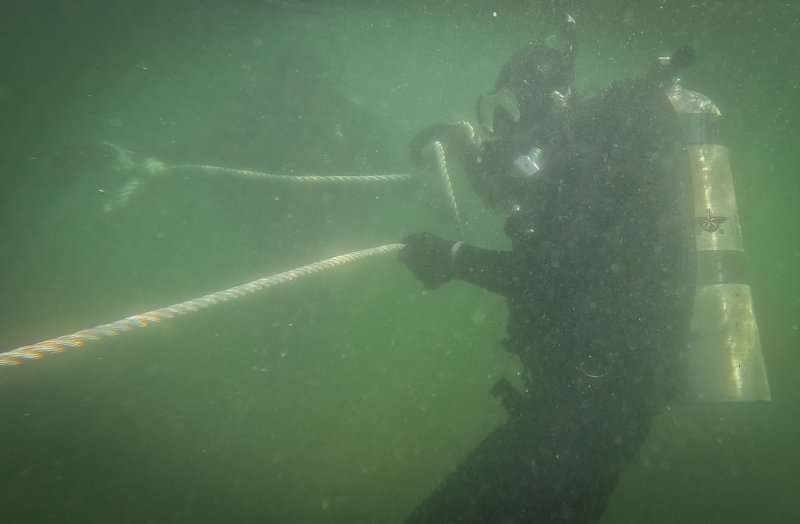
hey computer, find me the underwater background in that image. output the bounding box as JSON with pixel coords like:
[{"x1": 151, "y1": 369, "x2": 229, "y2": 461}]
[{"x1": 0, "y1": 0, "x2": 798, "y2": 522}]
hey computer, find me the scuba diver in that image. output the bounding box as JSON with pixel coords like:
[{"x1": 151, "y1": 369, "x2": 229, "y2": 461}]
[{"x1": 400, "y1": 16, "x2": 697, "y2": 524}]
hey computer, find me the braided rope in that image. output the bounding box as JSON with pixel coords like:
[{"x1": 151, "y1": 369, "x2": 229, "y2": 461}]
[
  {"x1": 104, "y1": 161, "x2": 413, "y2": 211},
  {"x1": 455, "y1": 120, "x2": 480, "y2": 149},
  {"x1": 429, "y1": 141, "x2": 464, "y2": 236},
  {"x1": 166, "y1": 164, "x2": 413, "y2": 184},
  {"x1": 0, "y1": 244, "x2": 404, "y2": 367}
]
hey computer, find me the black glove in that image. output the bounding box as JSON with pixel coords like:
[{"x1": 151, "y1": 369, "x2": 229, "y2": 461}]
[{"x1": 399, "y1": 232, "x2": 457, "y2": 290}]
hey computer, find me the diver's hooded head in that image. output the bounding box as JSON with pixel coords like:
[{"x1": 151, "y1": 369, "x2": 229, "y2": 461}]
[
  {"x1": 501, "y1": 45, "x2": 573, "y2": 118},
  {"x1": 479, "y1": 44, "x2": 575, "y2": 137}
]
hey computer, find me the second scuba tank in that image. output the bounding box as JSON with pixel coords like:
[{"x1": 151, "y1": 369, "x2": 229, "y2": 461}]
[{"x1": 668, "y1": 84, "x2": 771, "y2": 402}]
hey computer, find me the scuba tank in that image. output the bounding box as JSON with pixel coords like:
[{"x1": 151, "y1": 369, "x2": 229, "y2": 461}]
[{"x1": 668, "y1": 82, "x2": 771, "y2": 402}]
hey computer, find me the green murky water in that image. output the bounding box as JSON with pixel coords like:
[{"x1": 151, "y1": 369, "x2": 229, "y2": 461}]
[{"x1": 1, "y1": 1, "x2": 798, "y2": 522}]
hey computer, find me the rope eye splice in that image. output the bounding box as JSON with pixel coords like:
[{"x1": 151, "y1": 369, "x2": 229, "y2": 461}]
[
  {"x1": 0, "y1": 244, "x2": 405, "y2": 368},
  {"x1": 95, "y1": 142, "x2": 166, "y2": 213},
  {"x1": 97, "y1": 141, "x2": 415, "y2": 213}
]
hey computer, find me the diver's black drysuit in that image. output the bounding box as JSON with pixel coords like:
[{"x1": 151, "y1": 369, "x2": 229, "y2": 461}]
[{"x1": 401, "y1": 55, "x2": 696, "y2": 523}]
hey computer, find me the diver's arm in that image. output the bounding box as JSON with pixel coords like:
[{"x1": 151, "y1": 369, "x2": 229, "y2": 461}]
[
  {"x1": 400, "y1": 233, "x2": 515, "y2": 296},
  {"x1": 452, "y1": 243, "x2": 516, "y2": 297}
]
